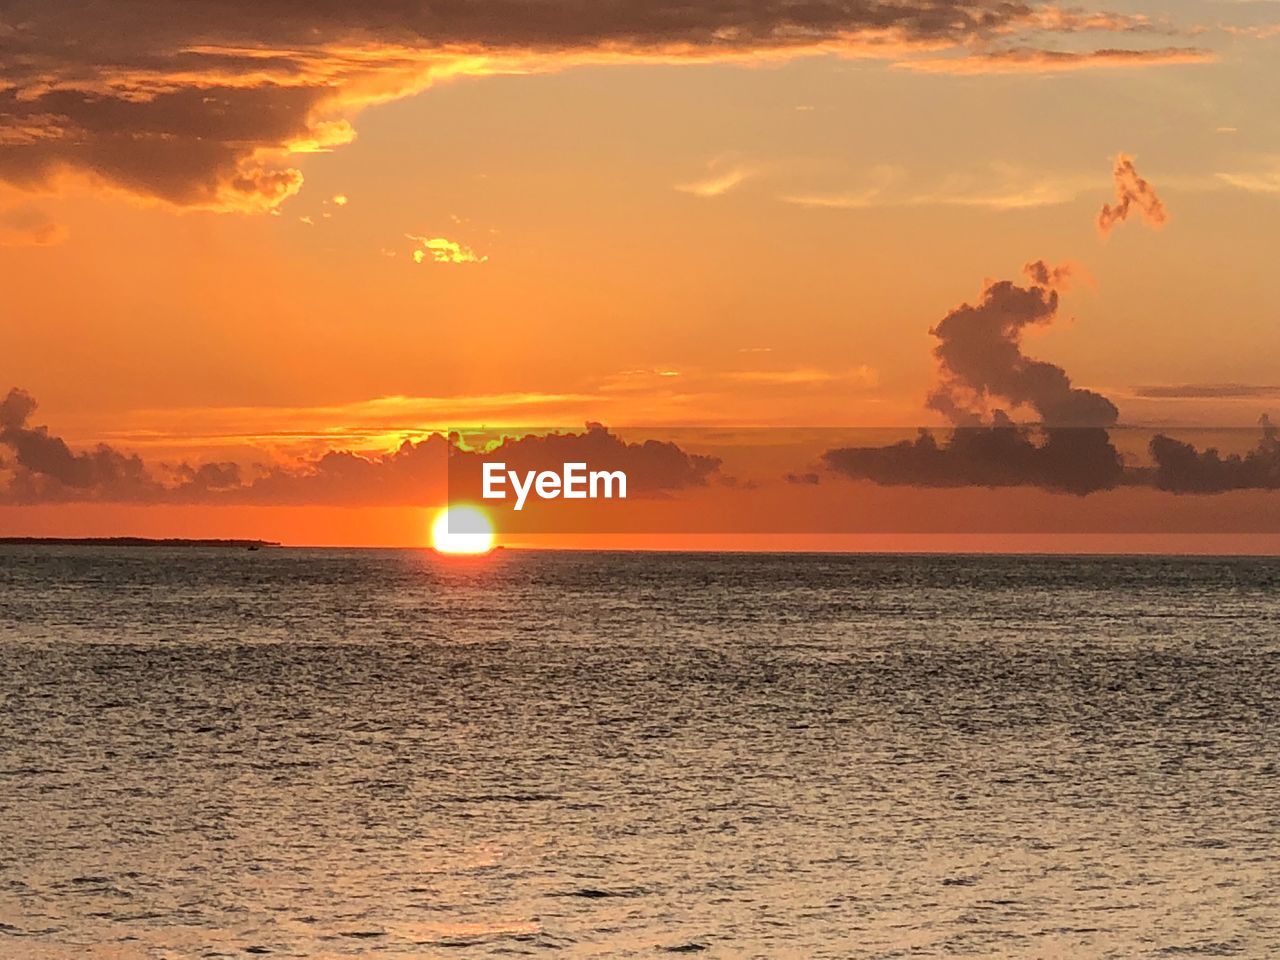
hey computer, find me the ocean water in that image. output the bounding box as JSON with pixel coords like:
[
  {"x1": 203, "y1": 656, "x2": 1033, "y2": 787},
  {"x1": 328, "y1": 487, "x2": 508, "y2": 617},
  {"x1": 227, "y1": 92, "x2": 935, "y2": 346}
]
[{"x1": 1, "y1": 547, "x2": 1278, "y2": 959}]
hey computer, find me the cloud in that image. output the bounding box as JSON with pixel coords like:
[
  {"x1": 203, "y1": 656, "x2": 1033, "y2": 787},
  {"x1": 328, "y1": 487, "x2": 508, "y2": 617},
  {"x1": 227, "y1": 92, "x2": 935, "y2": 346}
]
[
  {"x1": 1098, "y1": 153, "x2": 1168, "y2": 235},
  {"x1": 235, "y1": 426, "x2": 719, "y2": 505},
  {"x1": 1151, "y1": 417, "x2": 1280, "y2": 492},
  {"x1": 824, "y1": 425, "x2": 1125, "y2": 495},
  {"x1": 0, "y1": 388, "x2": 162, "y2": 501},
  {"x1": 211, "y1": 436, "x2": 455, "y2": 505},
  {"x1": 1134, "y1": 383, "x2": 1280, "y2": 399},
  {"x1": 112, "y1": 391, "x2": 601, "y2": 451},
  {"x1": 780, "y1": 165, "x2": 1094, "y2": 211},
  {"x1": 896, "y1": 46, "x2": 1213, "y2": 74},
  {"x1": 722, "y1": 366, "x2": 879, "y2": 387},
  {"x1": 407, "y1": 234, "x2": 487, "y2": 264},
  {"x1": 1219, "y1": 23, "x2": 1280, "y2": 39},
  {"x1": 0, "y1": 204, "x2": 68, "y2": 246},
  {"x1": 818, "y1": 255, "x2": 1280, "y2": 497},
  {"x1": 778, "y1": 163, "x2": 903, "y2": 209},
  {"x1": 449, "y1": 424, "x2": 721, "y2": 500},
  {"x1": 1022, "y1": 8, "x2": 1160, "y2": 31},
  {"x1": 1216, "y1": 165, "x2": 1280, "y2": 194},
  {"x1": 1022, "y1": 258, "x2": 1080, "y2": 289},
  {"x1": 594, "y1": 363, "x2": 880, "y2": 404},
  {"x1": 0, "y1": 388, "x2": 718, "y2": 505},
  {"x1": 676, "y1": 159, "x2": 759, "y2": 198},
  {"x1": 926, "y1": 261, "x2": 1118, "y2": 428},
  {"x1": 6, "y1": 383, "x2": 1277, "y2": 506},
  {"x1": 171, "y1": 461, "x2": 245, "y2": 495},
  {"x1": 821, "y1": 262, "x2": 1125, "y2": 494},
  {"x1": 0, "y1": 1, "x2": 1212, "y2": 209}
]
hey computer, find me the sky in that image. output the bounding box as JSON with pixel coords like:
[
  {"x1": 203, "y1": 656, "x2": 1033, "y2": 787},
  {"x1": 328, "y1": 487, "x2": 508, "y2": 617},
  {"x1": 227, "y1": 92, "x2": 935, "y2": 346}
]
[{"x1": 2, "y1": 0, "x2": 1279, "y2": 548}]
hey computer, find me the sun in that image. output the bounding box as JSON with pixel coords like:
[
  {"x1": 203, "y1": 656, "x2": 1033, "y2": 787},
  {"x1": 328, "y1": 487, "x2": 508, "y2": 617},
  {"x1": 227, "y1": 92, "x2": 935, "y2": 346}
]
[{"x1": 431, "y1": 505, "x2": 496, "y2": 555}]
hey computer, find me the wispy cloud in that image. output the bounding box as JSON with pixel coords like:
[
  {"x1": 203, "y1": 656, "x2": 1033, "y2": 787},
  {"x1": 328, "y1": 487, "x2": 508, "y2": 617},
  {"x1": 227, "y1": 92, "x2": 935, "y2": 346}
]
[
  {"x1": 781, "y1": 165, "x2": 1093, "y2": 211},
  {"x1": 1216, "y1": 163, "x2": 1280, "y2": 194},
  {"x1": 598, "y1": 364, "x2": 880, "y2": 395},
  {"x1": 896, "y1": 46, "x2": 1214, "y2": 74},
  {"x1": 1219, "y1": 22, "x2": 1280, "y2": 38},
  {"x1": 1021, "y1": 8, "x2": 1162, "y2": 32},
  {"x1": 95, "y1": 392, "x2": 602, "y2": 455},
  {"x1": 723, "y1": 366, "x2": 879, "y2": 387},
  {"x1": 1132, "y1": 383, "x2": 1280, "y2": 399},
  {"x1": 676, "y1": 158, "x2": 761, "y2": 198}
]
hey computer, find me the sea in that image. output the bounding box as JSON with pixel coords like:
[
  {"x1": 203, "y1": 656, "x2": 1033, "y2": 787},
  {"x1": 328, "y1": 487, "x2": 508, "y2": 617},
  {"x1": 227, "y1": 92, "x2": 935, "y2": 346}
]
[{"x1": 1, "y1": 546, "x2": 1278, "y2": 958}]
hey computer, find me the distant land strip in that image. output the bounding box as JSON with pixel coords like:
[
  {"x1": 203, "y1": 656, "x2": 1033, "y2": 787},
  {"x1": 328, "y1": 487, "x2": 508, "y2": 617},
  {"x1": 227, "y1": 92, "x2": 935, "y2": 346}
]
[{"x1": 0, "y1": 537, "x2": 280, "y2": 548}]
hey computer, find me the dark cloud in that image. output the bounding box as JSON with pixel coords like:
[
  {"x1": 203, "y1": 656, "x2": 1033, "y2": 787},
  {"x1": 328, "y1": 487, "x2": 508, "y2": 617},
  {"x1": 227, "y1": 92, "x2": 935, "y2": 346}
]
[
  {"x1": 0, "y1": 388, "x2": 719, "y2": 504},
  {"x1": 1150, "y1": 417, "x2": 1280, "y2": 492},
  {"x1": 823, "y1": 263, "x2": 1120, "y2": 495},
  {"x1": 1022, "y1": 258, "x2": 1076, "y2": 289},
  {"x1": 171, "y1": 461, "x2": 245, "y2": 495},
  {"x1": 1097, "y1": 153, "x2": 1168, "y2": 236},
  {"x1": 215, "y1": 437, "x2": 452, "y2": 506},
  {"x1": 825, "y1": 425, "x2": 1124, "y2": 495},
  {"x1": 0, "y1": 388, "x2": 162, "y2": 501},
  {"x1": 0, "y1": 1, "x2": 1200, "y2": 208},
  {"x1": 0, "y1": 388, "x2": 36, "y2": 430},
  {"x1": 926, "y1": 261, "x2": 1118, "y2": 429},
  {"x1": 450, "y1": 423, "x2": 719, "y2": 500},
  {"x1": 6, "y1": 386, "x2": 1278, "y2": 507},
  {"x1": 820, "y1": 255, "x2": 1280, "y2": 497}
]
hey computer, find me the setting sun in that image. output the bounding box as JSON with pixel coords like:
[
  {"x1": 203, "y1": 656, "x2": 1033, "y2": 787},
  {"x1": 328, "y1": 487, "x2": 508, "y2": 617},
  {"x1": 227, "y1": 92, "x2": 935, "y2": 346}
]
[{"x1": 430, "y1": 505, "x2": 496, "y2": 554}]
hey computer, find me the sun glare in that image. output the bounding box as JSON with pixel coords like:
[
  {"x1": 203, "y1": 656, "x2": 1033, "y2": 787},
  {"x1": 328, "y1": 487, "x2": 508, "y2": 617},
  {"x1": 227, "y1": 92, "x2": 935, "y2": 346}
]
[{"x1": 431, "y1": 505, "x2": 496, "y2": 555}]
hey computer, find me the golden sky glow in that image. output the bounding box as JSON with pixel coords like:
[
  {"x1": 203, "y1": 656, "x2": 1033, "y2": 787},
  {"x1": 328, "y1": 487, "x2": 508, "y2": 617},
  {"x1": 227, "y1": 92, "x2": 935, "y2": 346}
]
[{"x1": 2, "y1": 0, "x2": 1279, "y2": 547}]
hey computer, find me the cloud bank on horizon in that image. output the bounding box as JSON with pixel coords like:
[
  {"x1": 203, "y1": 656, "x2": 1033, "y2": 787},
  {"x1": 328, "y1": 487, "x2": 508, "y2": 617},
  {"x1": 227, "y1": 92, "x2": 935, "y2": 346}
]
[
  {"x1": 4, "y1": 380, "x2": 1278, "y2": 506},
  {"x1": 0, "y1": 0, "x2": 1208, "y2": 211},
  {"x1": 0, "y1": 388, "x2": 719, "y2": 505}
]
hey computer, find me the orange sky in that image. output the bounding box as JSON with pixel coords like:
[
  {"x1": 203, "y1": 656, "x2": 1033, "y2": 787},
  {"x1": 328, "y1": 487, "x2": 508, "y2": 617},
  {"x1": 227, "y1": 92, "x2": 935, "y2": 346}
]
[{"x1": 2, "y1": 0, "x2": 1279, "y2": 548}]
